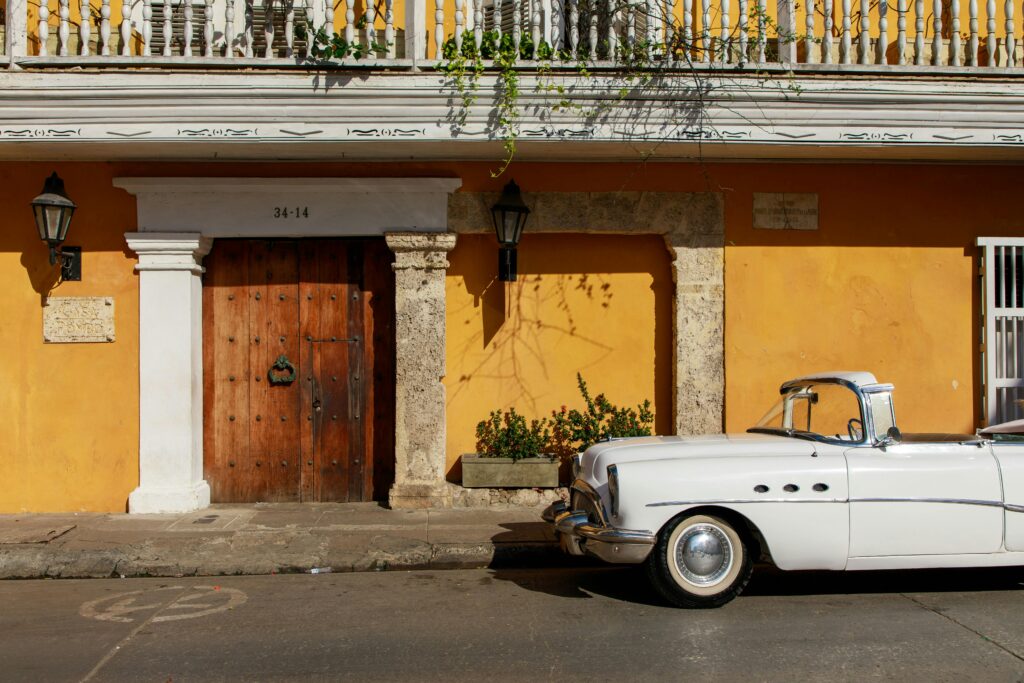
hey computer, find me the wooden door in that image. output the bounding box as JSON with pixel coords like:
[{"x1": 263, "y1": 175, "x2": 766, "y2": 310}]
[{"x1": 203, "y1": 239, "x2": 394, "y2": 503}]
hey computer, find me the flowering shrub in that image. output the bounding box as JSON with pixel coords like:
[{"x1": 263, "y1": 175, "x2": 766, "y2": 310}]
[
  {"x1": 474, "y1": 374, "x2": 655, "y2": 462},
  {"x1": 475, "y1": 408, "x2": 551, "y2": 462},
  {"x1": 548, "y1": 374, "x2": 655, "y2": 458}
]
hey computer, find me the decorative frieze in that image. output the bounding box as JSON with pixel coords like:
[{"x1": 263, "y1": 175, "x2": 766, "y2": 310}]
[{"x1": 5, "y1": 72, "x2": 1024, "y2": 163}]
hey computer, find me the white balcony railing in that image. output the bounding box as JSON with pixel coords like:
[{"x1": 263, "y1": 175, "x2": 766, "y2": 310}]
[{"x1": 4, "y1": 0, "x2": 1024, "y2": 69}]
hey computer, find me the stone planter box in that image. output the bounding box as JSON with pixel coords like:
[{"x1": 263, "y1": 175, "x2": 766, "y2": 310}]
[{"x1": 460, "y1": 454, "x2": 560, "y2": 488}]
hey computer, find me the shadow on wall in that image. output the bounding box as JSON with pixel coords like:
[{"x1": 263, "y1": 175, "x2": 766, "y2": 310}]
[
  {"x1": 19, "y1": 250, "x2": 62, "y2": 306},
  {"x1": 447, "y1": 233, "x2": 673, "y2": 453}
]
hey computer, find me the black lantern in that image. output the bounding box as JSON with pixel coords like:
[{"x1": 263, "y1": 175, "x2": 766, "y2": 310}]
[
  {"x1": 490, "y1": 180, "x2": 530, "y2": 282},
  {"x1": 31, "y1": 172, "x2": 80, "y2": 281}
]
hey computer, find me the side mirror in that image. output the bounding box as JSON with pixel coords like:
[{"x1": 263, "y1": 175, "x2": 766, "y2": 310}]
[{"x1": 878, "y1": 426, "x2": 902, "y2": 447}]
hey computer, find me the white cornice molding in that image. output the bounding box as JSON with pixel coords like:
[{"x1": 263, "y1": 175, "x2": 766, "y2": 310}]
[{"x1": 4, "y1": 71, "x2": 1024, "y2": 161}]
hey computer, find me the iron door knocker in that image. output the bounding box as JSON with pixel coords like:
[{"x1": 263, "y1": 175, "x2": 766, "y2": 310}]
[{"x1": 268, "y1": 354, "x2": 297, "y2": 385}]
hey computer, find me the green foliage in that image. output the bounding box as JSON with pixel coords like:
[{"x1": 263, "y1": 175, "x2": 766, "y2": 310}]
[
  {"x1": 548, "y1": 374, "x2": 655, "y2": 458},
  {"x1": 475, "y1": 408, "x2": 551, "y2": 462},
  {"x1": 299, "y1": 22, "x2": 390, "y2": 61},
  {"x1": 474, "y1": 375, "x2": 655, "y2": 462},
  {"x1": 293, "y1": 3, "x2": 818, "y2": 175},
  {"x1": 437, "y1": 30, "x2": 526, "y2": 176}
]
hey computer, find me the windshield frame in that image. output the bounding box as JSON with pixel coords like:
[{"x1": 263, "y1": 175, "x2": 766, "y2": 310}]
[{"x1": 747, "y1": 377, "x2": 896, "y2": 447}]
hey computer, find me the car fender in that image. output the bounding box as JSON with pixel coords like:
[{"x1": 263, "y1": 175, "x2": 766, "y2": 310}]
[{"x1": 610, "y1": 453, "x2": 850, "y2": 571}]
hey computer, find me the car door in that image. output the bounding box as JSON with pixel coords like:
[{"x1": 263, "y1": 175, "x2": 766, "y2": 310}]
[{"x1": 845, "y1": 441, "x2": 1003, "y2": 557}]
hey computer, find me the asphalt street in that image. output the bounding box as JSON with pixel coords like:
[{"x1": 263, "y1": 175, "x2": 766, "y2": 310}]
[{"x1": 3, "y1": 565, "x2": 1024, "y2": 682}]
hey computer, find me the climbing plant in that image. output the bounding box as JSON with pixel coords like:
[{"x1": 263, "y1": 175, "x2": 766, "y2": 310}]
[{"x1": 299, "y1": 2, "x2": 813, "y2": 175}]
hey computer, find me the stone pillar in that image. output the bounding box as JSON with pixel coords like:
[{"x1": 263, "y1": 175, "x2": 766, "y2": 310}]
[
  {"x1": 385, "y1": 232, "x2": 458, "y2": 509},
  {"x1": 125, "y1": 232, "x2": 213, "y2": 513},
  {"x1": 666, "y1": 232, "x2": 725, "y2": 435}
]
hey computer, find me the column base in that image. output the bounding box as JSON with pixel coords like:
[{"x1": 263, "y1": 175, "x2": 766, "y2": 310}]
[
  {"x1": 388, "y1": 483, "x2": 453, "y2": 510},
  {"x1": 128, "y1": 481, "x2": 211, "y2": 514}
]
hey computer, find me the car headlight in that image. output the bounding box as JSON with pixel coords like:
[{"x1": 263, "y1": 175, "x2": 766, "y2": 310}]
[
  {"x1": 607, "y1": 464, "x2": 619, "y2": 518},
  {"x1": 571, "y1": 454, "x2": 582, "y2": 480}
]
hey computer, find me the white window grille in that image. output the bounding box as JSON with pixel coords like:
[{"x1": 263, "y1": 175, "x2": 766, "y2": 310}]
[{"x1": 979, "y1": 237, "x2": 1024, "y2": 426}]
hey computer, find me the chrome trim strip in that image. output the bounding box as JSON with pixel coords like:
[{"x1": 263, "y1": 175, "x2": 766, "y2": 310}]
[
  {"x1": 647, "y1": 497, "x2": 1024, "y2": 512},
  {"x1": 576, "y1": 524, "x2": 656, "y2": 545},
  {"x1": 647, "y1": 498, "x2": 846, "y2": 507},
  {"x1": 850, "y1": 497, "x2": 1006, "y2": 508}
]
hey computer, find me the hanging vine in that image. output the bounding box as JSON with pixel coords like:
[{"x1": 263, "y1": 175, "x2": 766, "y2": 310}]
[{"x1": 299, "y1": 3, "x2": 815, "y2": 176}]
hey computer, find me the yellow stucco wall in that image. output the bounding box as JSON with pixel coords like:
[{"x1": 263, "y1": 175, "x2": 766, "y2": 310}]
[
  {"x1": 444, "y1": 233, "x2": 674, "y2": 477},
  {"x1": 2, "y1": 160, "x2": 1021, "y2": 510},
  {"x1": 721, "y1": 163, "x2": 1023, "y2": 436},
  {"x1": 0, "y1": 163, "x2": 139, "y2": 512}
]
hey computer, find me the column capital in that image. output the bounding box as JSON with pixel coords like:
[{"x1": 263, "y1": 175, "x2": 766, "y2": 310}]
[
  {"x1": 386, "y1": 232, "x2": 457, "y2": 271},
  {"x1": 125, "y1": 232, "x2": 213, "y2": 274}
]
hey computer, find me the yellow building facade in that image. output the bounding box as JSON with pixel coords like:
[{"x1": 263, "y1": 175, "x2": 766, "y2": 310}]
[
  {"x1": 5, "y1": 0, "x2": 1024, "y2": 512},
  {"x1": 2, "y1": 159, "x2": 1020, "y2": 512}
]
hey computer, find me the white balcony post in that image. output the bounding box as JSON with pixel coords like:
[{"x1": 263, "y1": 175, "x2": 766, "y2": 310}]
[
  {"x1": 7, "y1": 0, "x2": 28, "y2": 61},
  {"x1": 777, "y1": 0, "x2": 796, "y2": 63},
  {"x1": 405, "y1": 0, "x2": 430, "y2": 60},
  {"x1": 126, "y1": 232, "x2": 213, "y2": 514},
  {"x1": 38, "y1": 1, "x2": 50, "y2": 57}
]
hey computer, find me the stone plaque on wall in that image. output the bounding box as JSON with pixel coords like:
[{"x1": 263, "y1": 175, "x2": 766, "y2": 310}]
[
  {"x1": 43, "y1": 297, "x2": 115, "y2": 343},
  {"x1": 753, "y1": 193, "x2": 819, "y2": 230}
]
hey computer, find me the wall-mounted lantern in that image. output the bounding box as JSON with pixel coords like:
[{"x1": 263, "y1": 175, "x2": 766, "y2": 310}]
[
  {"x1": 31, "y1": 172, "x2": 80, "y2": 281},
  {"x1": 490, "y1": 180, "x2": 530, "y2": 282}
]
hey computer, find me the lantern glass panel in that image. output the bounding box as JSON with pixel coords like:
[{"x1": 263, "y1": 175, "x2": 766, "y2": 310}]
[
  {"x1": 57, "y1": 206, "x2": 74, "y2": 242},
  {"x1": 33, "y1": 205, "x2": 48, "y2": 241},
  {"x1": 501, "y1": 212, "x2": 520, "y2": 246},
  {"x1": 43, "y1": 206, "x2": 65, "y2": 243}
]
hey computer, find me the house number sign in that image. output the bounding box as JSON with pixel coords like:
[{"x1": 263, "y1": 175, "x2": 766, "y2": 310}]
[
  {"x1": 274, "y1": 206, "x2": 310, "y2": 219},
  {"x1": 43, "y1": 297, "x2": 115, "y2": 343}
]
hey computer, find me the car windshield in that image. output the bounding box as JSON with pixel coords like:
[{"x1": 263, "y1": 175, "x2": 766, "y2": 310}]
[{"x1": 750, "y1": 383, "x2": 865, "y2": 443}]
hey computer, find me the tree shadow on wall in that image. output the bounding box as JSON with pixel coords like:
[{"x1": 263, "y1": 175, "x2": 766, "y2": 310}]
[{"x1": 447, "y1": 233, "x2": 673, "y2": 437}]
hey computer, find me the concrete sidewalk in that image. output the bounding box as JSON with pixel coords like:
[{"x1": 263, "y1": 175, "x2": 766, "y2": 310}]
[{"x1": 0, "y1": 503, "x2": 568, "y2": 580}]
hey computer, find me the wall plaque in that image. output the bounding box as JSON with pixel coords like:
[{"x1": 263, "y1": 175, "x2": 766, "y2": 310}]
[
  {"x1": 753, "y1": 193, "x2": 819, "y2": 230},
  {"x1": 43, "y1": 297, "x2": 115, "y2": 343}
]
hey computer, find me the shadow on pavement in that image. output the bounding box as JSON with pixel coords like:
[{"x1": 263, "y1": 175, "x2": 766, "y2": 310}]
[
  {"x1": 490, "y1": 563, "x2": 1024, "y2": 607},
  {"x1": 489, "y1": 565, "x2": 665, "y2": 606},
  {"x1": 744, "y1": 564, "x2": 1024, "y2": 597}
]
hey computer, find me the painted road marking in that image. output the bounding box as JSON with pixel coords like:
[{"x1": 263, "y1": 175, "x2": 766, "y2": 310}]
[{"x1": 79, "y1": 585, "x2": 247, "y2": 623}]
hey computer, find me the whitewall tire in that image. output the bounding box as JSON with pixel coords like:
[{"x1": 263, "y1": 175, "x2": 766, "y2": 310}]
[{"x1": 646, "y1": 513, "x2": 754, "y2": 608}]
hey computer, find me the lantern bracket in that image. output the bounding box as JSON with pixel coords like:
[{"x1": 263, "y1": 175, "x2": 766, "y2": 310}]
[{"x1": 57, "y1": 246, "x2": 82, "y2": 281}]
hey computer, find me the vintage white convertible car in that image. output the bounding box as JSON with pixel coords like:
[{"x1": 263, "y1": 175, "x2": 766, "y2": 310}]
[{"x1": 545, "y1": 372, "x2": 1024, "y2": 608}]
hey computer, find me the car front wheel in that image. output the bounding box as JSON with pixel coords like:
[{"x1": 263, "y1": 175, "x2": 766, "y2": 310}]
[{"x1": 646, "y1": 513, "x2": 753, "y2": 608}]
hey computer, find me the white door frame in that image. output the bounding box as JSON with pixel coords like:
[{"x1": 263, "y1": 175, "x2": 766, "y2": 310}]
[{"x1": 118, "y1": 177, "x2": 462, "y2": 513}]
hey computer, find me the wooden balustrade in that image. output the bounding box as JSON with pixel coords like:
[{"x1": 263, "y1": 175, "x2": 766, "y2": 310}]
[{"x1": 8, "y1": 0, "x2": 1024, "y2": 66}]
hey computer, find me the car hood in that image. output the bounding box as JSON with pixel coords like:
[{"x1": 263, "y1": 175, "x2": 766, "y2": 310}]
[{"x1": 579, "y1": 433, "x2": 818, "y2": 486}]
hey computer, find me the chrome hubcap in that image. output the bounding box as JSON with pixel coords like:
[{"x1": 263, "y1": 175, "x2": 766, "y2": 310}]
[{"x1": 674, "y1": 524, "x2": 733, "y2": 587}]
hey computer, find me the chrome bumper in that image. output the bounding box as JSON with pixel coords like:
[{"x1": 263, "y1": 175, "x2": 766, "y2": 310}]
[{"x1": 543, "y1": 496, "x2": 656, "y2": 565}]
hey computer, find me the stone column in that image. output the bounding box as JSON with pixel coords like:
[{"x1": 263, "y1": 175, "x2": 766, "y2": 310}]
[
  {"x1": 666, "y1": 232, "x2": 725, "y2": 435},
  {"x1": 385, "y1": 232, "x2": 458, "y2": 509},
  {"x1": 125, "y1": 232, "x2": 213, "y2": 513}
]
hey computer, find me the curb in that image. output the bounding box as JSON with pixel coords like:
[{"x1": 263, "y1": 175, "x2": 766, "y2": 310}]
[{"x1": 0, "y1": 541, "x2": 568, "y2": 580}]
